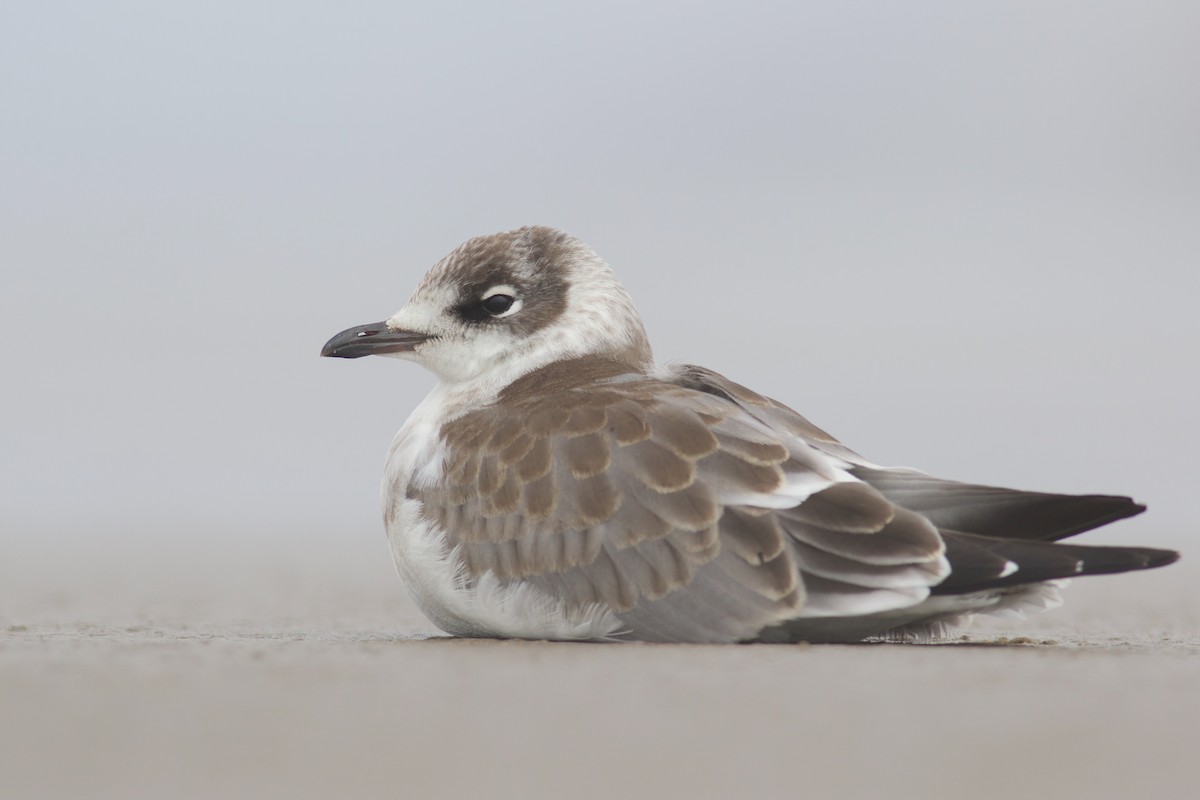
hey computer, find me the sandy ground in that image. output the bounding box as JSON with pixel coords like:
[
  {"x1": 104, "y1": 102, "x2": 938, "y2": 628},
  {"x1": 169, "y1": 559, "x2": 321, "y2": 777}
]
[{"x1": 2, "y1": 537, "x2": 1197, "y2": 800}]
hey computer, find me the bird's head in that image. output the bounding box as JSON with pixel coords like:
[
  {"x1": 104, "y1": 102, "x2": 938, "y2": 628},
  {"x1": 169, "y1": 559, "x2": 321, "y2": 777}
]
[{"x1": 321, "y1": 226, "x2": 652, "y2": 390}]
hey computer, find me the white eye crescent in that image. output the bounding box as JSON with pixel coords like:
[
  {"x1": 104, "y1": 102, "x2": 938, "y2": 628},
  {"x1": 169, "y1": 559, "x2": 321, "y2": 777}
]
[{"x1": 481, "y1": 285, "x2": 522, "y2": 318}]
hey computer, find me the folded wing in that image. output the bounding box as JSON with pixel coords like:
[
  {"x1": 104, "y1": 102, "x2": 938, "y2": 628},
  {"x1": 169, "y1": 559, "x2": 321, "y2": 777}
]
[{"x1": 412, "y1": 357, "x2": 951, "y2": 642}]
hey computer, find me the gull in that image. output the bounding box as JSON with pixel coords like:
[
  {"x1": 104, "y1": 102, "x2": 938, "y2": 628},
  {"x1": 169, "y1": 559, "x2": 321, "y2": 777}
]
[{"x1": 321, "y1": 226, "x2": 1178, "y2": 643}]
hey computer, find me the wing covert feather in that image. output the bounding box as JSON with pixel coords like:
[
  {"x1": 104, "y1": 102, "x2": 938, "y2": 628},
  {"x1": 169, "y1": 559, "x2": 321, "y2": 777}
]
[{"x1": 411, "y1": 358, "x2": 950, "y2": 639}]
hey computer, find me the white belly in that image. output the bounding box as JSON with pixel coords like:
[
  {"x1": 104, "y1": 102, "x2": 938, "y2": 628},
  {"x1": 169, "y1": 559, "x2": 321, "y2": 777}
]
[{"x1": 384, "y1": 497, "x2": 619, "y2": 640}]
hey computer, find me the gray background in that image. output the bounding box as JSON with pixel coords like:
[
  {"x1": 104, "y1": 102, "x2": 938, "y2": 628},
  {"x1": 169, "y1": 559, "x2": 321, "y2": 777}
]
[
  {"x1": 3, "y1": 0, "x2": 1197, "y2": 569},
  {"x1": 4, "y1": 5, "x2": 1199, "y2": 800}
]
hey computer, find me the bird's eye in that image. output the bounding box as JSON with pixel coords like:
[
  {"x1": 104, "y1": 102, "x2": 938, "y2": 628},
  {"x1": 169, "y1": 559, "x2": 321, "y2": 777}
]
[{"x1": 481, "y1": 294, "x2": 515, "y2": 316}]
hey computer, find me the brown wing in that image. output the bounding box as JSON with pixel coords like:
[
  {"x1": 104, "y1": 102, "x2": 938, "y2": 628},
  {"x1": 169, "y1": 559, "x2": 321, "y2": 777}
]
[
  {"x1": 672, "y1": 366, "x2": 1150, "y2": 541},
  {"x1": 669, "y1": 365, "x2": 1175, "y2": 625},
  {"x1": 668, "y1": 364, "x2": 870, "y2": 466},
  {"x1": 410, "y1": 357, "x2": 947, "y2": 642}
]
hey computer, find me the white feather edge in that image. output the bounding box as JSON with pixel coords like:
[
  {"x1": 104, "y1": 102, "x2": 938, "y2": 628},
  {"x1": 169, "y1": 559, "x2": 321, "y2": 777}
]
[{"x1": 388, "y1": 498, "x2": 622, "y2": 641}]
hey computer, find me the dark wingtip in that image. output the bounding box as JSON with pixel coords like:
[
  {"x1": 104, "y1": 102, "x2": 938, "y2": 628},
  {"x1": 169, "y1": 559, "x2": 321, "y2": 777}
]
[
  {"x1": 1037, "y1": 494, "x2": 1148, "y2": 541},
  {"x1": 1142, "y1": 547, "x2": 1181, "y2": 569},
  {"x1": 1076, "y1": 545, "x2": 1180, "y2": 577},
  {"x1": 933, "y1": 531, "x2": 1181, "y2": 595}
]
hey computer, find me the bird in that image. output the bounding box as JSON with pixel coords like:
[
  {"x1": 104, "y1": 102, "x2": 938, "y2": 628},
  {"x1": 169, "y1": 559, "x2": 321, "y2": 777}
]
[{"x1": 321, "y1": 226, "x2": 1179, "y2": 643}]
